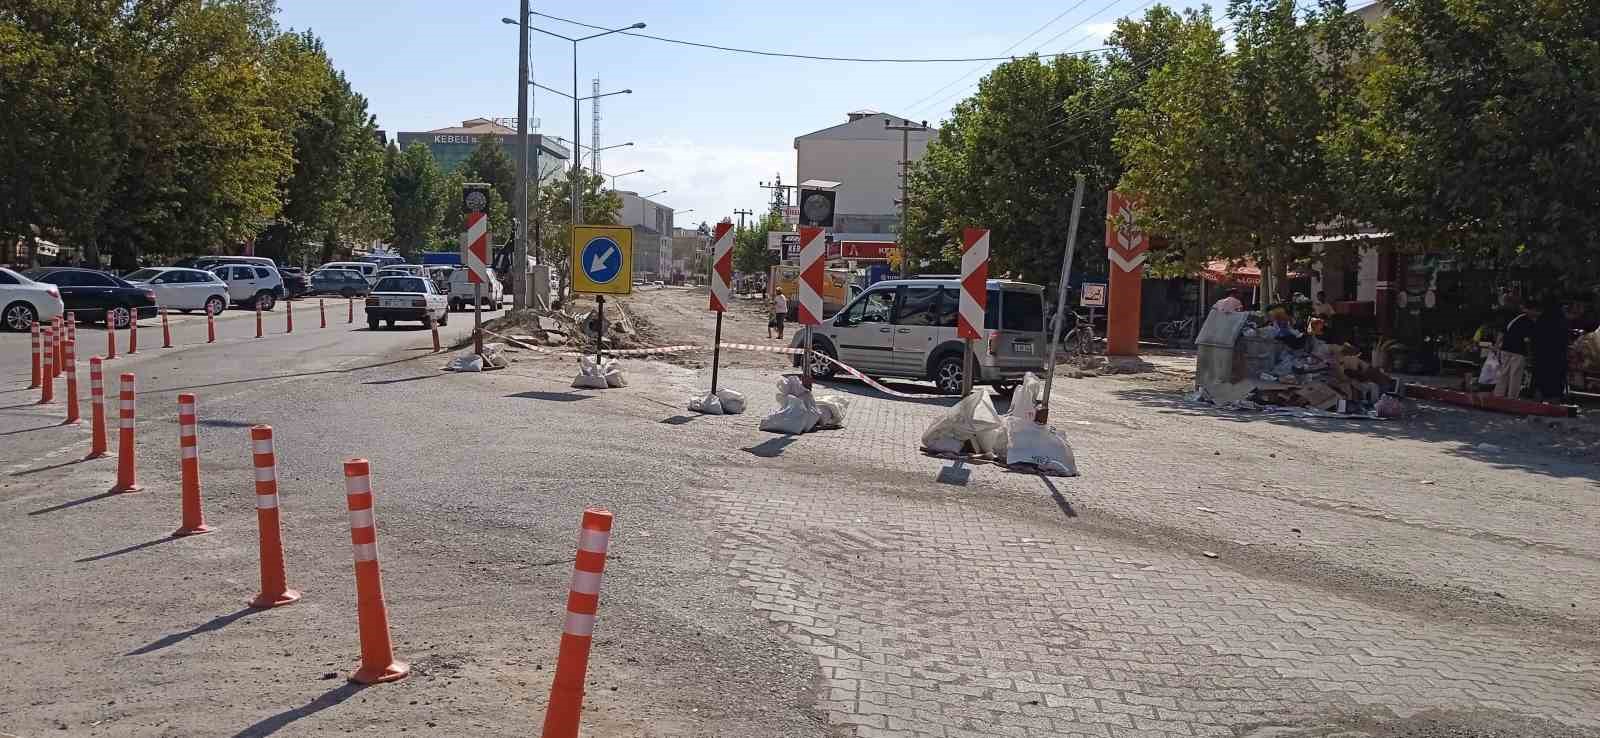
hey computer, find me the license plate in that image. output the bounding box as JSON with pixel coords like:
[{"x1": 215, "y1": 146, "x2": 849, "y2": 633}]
[
  {"x1": 1013, "y1": 342, "x2": 1034, "y2": 354},
  {"x1": 381, "y1": 297, "x2": 409, "y2": 307}
]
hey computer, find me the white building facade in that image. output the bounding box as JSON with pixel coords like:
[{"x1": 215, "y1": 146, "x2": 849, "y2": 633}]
[{"x1": 794, "y1": 111, "x2": 937, "y2": 235}]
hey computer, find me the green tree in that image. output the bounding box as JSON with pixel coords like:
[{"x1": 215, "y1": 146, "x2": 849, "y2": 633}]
[
  {"x1": 387, "y1": 142, "x2": 445, "y2": 258},
  {"x1": 460, "y1": 138, "x2": 518, "y2": 210},
  {"x1": 734, "y1": 212, "x2": 782, "y2": 276},
  {"x1": 1116, "y1": 0, "x2": 1336, "y2": 295},
  {"x1": 1346, "y1": 0, "x2": 1600, "y2": 276},
  {"x1": 534, "y1": 169, "x2": 623, "y2": 266}
]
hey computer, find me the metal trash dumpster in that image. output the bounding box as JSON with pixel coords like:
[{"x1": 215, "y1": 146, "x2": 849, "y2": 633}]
[{"x1": 1195, "y1": 310, "x2": 1250, "y2": 386}]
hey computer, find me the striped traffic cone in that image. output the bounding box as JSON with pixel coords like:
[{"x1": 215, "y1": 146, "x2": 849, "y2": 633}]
[
  {"x1": 111, "y1": 373, "x2": 142, "y2": 493},
  {"x1": 343, "y1": 459, "x2": 408, "y2": 684},
  {"x1": 173, "y1": 394, "x2": 212, "y2": 536},
  {"x1": 248, "y1": 426, "x2": 300, "y2": 608},
  {"x1": 106, "y1": 321, "x2": 117, "y2": 360},
  {"x1": 285, "y1": 298, "x2": 294, "y2": 334},
  {"x1": 541, "y1": 507, "x2": 615, "y2": 738},
  {"x1": 127, "y1": 314, "x2": 138, "y2": 354},
  {"x1": 87, "y1": 357, "x2": 108, "y2": 458},
  {"x1": 52, "y1": 317, "x2": 63, "y2": 378},
  {"x1": 29, "y1": 321, "x2": 40, "y2": 388},
  {"x1": 39, "y1": 324, "x2": 54, "y2": 405},
  {"x1": 66, "y1": 311, "x2": 76, "y2": 346},
  {"x1": 161, "y1": 308, "x2": 173, "y2": 348},
  {"x1": 63, "y1": 336, "x2": 79, "y2": 424}
]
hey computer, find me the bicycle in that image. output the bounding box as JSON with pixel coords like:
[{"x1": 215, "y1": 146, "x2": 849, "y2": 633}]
[
  {"x1": 1155, "y1": 315, "x2": 1198, "y2": 346},
  {"x1": 1060, "y1": 311, "x2": 1098, "y2": 357}
]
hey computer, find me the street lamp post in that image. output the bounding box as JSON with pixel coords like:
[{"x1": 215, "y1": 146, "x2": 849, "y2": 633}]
[
  {"x1": 528, "y1": 20, "x2": 645, "y2": 291},
  {"x1": 601, "y1": 169, "x2": 644, "y2": 189},
  {"x1": 551, "y1": 137, "x2": 635, "y2": 172},
  {"x1": 642, "y1": 190, "x2": 667, "y2": 200}
]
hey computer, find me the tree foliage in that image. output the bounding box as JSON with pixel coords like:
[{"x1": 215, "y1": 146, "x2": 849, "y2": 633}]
[
  {"x1": 734, "y1": 212, "x2": 783, "y2": 276},
  {"x1": 386, "y1": 142, "x2": 445, "y2": 258},
  {"x1": 534, "y1": 169, "x2": 622, "y2": 266}
]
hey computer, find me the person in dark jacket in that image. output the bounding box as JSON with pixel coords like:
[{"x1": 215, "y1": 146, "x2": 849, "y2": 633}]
[
  {"x1": 1532, "y1": 298, "x2": 1571, "y2": 400},
  {"x1": 1495, "y1": 300, "x2": 1539, "y2": 398}
]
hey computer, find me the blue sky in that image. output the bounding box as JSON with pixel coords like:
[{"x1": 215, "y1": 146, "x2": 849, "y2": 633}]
[{"x1": 275, "y1": 0, "x2": 1159, "y2": 228}]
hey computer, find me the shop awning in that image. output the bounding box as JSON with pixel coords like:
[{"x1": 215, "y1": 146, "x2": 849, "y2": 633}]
[{"x1": 1198, "y1": 258, "x2": 1305, "y2": 286}]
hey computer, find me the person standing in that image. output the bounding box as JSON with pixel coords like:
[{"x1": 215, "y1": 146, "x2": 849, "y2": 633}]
[
  {"x1": 1495, "y1": 300, "x2": 1539, "y2": 398},
  {"x1": 1532, "y1": 298, "x2": 1571, "y2": 400},
  {"x1": 1312, "y1": 291, "x2": 1336, "y2": 318},
  {"x1": 769, "y1": 291, "x2": 788, "y2": 340},
  {"x1": 1212, "y1": 288, "x2": 1244, "y2": 313}
]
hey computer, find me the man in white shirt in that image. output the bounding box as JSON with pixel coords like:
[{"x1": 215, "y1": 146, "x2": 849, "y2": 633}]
[
  {"x1": 770, "y1": 292, "x2": 789, "y2": 339},
  {"x1": 1212, "y1": 289, "x2": 1244, "y2": 313}
]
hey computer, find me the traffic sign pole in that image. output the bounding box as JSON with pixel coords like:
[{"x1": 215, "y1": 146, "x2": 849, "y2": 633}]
[
  {"x1": 708, "y1": 222, "x2": 735, "y2": 395},
  {"x1": 594, "y1": 295, "x2": 606, "y2": 365},
  {"x1": 473, "y1": 283, "x2": 483, "y2": 356},
  {"x1": 463, "y1": 185, "x2": 492, "y2": 356},
  {"x1": 1040, "y1": 175, "x2": 1086, "y2": 423},
  {"x1": 797, "y1": 227, "x2": 825, "y2": 390},
  {"x1": 958, "y1": 228, "x2": 991, "y2": 397}
]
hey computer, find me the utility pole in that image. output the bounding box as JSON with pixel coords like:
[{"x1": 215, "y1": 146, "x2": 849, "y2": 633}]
[
  {"x1": 886, "y1": 118, "x2": 928, "y2": 278},
  {"x1": 512, "y1": 0, "x2": 531, "y2": 310},
  {"x1": 759, "y1": 175, "x2": 794, "y2": 216},
  {"x1": 733, "y1": 208, "x2": 753, "y2": 231}
]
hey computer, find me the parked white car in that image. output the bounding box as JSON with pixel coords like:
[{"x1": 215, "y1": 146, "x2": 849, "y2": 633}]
[
  {"x1": 0, "y1": 266, "x2": 65, "y2": 331},
  {"x1": 319, "y1": 261, "x2": 380, "y2": 283},
  {"x1": 210, "y1": 263, "x2": 285, "y2": 311},
  {"x1": 448, "y1": 267, "x2": 504, "y2": 311},
  {"x1": 365, "y1": 275, "x2": 448, "y2": 329},
  {"x1": 123, "y1": 267, "x2": 230, "y2": 315}
]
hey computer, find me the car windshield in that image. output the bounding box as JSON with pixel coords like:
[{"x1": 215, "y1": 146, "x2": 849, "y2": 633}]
[
  {"x1": 374, "y1": 277, "x2": 427, "y2": 293},
  {"x1": 125, "y1": 269, "x2": 163, "y2": 282}
]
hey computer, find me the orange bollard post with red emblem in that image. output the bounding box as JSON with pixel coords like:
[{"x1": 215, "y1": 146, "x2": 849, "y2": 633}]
[
  {"x1": 161, "y1": 308, "x2": 173, "y2": 348},
  {"x1": 173, "y1": 393, "x2": 213, "y2": 536},
  {"x1": 541, "y1": 507, "x2": 615, "y2": 738},
  {"x1": 63, "y1": 335, "x2": 79, "y2": 424},
  {"x1": 87, "y1": 357, "x2": 108, "y2": 458},
  {"x1": 111, "y1": 373, "x2": 142, "y2": 493},
  {"x1": 343, "y1": 459, "x2": 408, "y2": 684},
  {"x1": 249, "y1": 426, "x2": 300, "y2": 608},
  {"x1": 39, "y1": 324, "x2": 54, "y2": 404}
]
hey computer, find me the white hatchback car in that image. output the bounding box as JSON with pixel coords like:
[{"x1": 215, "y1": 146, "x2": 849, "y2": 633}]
[
  {"x1": 0, "y1": 266, "x2": 65, "y2": 331},
  {"x1": 123, "y1": 267, "x2": 231, "y2": 315},
  {"x1": 365, "y1": 275, "x2": 449, "y2": 329},
  {"x1": 210, "y1": 264, "x2": 285, "y2": 311}
]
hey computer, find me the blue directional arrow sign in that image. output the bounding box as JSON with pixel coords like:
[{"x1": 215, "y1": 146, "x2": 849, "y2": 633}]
[{"x1": 570, "y1": 226, "x2": 632, "y2": 294}]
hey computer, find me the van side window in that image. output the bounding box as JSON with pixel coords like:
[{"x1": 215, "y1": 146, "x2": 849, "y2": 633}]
[
  {"x1": 935, "y1": 289, "x2": 960, "y2": 328},
  {"x1": 985, "y1": 289, "x2": 1001, "y2": 330},
  {"x1": 895, "y1": 286, "x2": 941, "y2": 326}
]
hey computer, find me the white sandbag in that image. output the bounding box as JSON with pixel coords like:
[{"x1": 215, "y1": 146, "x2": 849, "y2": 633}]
[
  {"x1": 814, "y1": 394, "x2": 850, "y2": 430},
  {"x1": 447, "y1": 353, "x2": 484, "y2": 372},
  {"x1": 1009, "y1": 372, "x2": 1044, "y2": 415},
  {"x1": 689, "y1": 393, "x2": 724, "y2": 415},
  {"x1": 572, "y1": 356, "x2": 611, "y2": 389},
  {"x1": 714, "y1": 388, "x2": 746, "y2": 414},
  {"x1": 921, "y1": 390, "x2": 1007, "y2": 457},
  {"x1": 759, "y1": 393, "x2": 822, "y2": 434},
  {"x1": 603, "y1": 358, "x2": 627, "y2": 388},
  {"x1": 1004, "y1": 416, "x2": 1078, "y2": 476},
  {"x1": 773, "y1": 375, "x2": 808, "y2": 405}
]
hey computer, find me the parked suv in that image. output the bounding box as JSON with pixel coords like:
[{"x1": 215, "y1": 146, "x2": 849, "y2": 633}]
[
  {"x1": 792, "y1": 278, "x2": 1047, "y2": 394},
  {"x1": 210, "y1": 263, "x2": 285, "y2": 310}
]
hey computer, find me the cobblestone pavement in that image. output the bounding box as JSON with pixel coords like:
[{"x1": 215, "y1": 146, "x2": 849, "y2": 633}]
[{"x1": 629, "y1": 345, "x2": 1600, "y2": 737}]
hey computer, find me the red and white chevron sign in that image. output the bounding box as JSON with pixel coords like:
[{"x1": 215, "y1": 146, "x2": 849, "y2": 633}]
[
  {"x1": 708, "y1": 221, "x2": 734, "y2": 313},
  {"x1": 797, "y1": 226, "x2": 825, "y2": 325},
  {"x1": 957, "y1": 228, "x2": 990, "y2": 340},
  {"x1": 1106, "y1": 190, "x2": 1148, "y2": 273},
  {"x1": 464, "y1": 211, "x2": 489, "y2": 284}
]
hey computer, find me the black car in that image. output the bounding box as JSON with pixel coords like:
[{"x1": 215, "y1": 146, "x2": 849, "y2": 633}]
[
  {"x1": 309, "y1": 268, "x2": 372, "y2": 298},
  {"x1": 22, "y1": 267, "x2": 157, "y2": 328},
  {"x1": 280, "y1": 266, "x2": 311, "y2": 297}
]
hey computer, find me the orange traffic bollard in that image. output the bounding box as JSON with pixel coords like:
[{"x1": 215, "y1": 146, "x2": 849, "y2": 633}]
[
  {"x1": 29, "y1": 321, "x2": 40, "y2": 388},
  {"x1": 347, "y1": 297, "x2": 354, "y2": 324},
  {"x1": 111, "y1": 372, "x2": 142, "y2": 493},
  {"x1": 63, "y1": 336, "x2": 79, "y2": 424},
  {"x1": 249, "y1": 426, "x2": 300, "y2": 608},
  {"x1": 52, "y1": 317, "x2": 63, "y2": 378},
  {"x1": 127, "y1": 314, "x2": 139, "y2": 354},
  {"x1": 161, "y1": 308, "x2": 173, "y2": 348},
  {"x1": 426, "y1": 312, "x2": 440, "y2": 352},
  {"x1": 106, "y1": 321, "x2": 117, "y2": 360},
  {"x1": 541, "y1": 507, "x2": 615, "y2": 738},
  {"x1": 255, "y1": 304, "x2": 263, "y2": 338},
  {"x1": 320, "y1": 299, "x2": 327, "y2": 328},
  {"x1": 285, "y1": 298, "x2": 294, "y2": 333},
  {"x1": 343, "y1": 459, "x2": 408, "y2": 684},
  {"x1": 66, "y1": 311, "x2": 76, "y2": 345},
  {"x1": 39, "y1": 324, "x2": 54, "y2": 404},
  {"x1": 206, "y1": 308, "x2": 216, "y2": 343},
  {"x1": 172, "y1": 393, "x2": 213, "y2": 536},
  {"x1": 87, "y1": 357, "x2": 108, "y2": 458}
]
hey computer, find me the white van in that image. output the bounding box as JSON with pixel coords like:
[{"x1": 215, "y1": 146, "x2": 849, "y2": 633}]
[
  {"x1": 448, "y1": 267, "x2": 504, "y2": 311},
  {"x1": 793, "y1": 278, "x2": 1048, "y2": 394},
  {"x1": 319, "y1": 261, "x2": 379, "y2": 283}
]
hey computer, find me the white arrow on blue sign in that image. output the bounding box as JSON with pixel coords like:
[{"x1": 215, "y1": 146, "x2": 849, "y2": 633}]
[{"x1": 581, "y1": 236, "x2": 623, "y2": 285}]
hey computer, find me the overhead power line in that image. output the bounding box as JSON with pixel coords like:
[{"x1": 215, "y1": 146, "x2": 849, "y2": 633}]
[
  {"x1": 532, "y1": 12, "x2": 1110, "y2": 63},
  {"x1": 901, "y1": 0, "x2": 1097, "y2": 114}
]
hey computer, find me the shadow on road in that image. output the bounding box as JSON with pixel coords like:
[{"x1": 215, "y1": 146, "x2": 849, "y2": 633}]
[
  {"x1": 229, "y1": 682, "x2": 367, "y2": 738},
  {"x1": 659, "y1": 414, "x2": 699, "y2": 425},
  {"x1": 75, "y1": 534, "x2": 184, "y2": 563},
  {"x1": 364, "y1": 374, "x2": 444, "y2": 386},
  {"x1": 1036, "y1": 473, "x2": 1077, "y2": 518},
  {"x1": 28, "y1": 488, "x2": 120, "y2": 515},
  {"x1": 11, "y1": 455, "x2": 91, "y2": 477},
  {"x1": 128, "y1": 607, "x2": 262, "y2": 655},
  {"x1": 743, "y1": 436, "x2": 798, "y2": 458},
  {"x1": 508, "y1": 390, "x2": 591, "y2": 403},
  {"x1": 0, "y1": 422, "x2": 62, "y2": 437}
]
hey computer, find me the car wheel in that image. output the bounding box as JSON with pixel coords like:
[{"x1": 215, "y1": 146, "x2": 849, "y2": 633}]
[
  {"x1": 255, "y1": 292, "x2": 276, "y2": 311},
  {"x1": 205, "y1": 296, "x2": 226, "y2": 316},
  {"x1": 2, "y1": 301, "x2": 37, "y2": 331},
  {"x1": 933, "y1": 353, "x2": 964, "y2": 395},
  {"x1": 367, "y1": 317, "x2": 380, "y2": 330},
  {"x1": 106, "y1": 306, "x2": 133, "y2": 329},
  {"x1": 808, "y1": 342, "x2": 837, "y2": 379}
]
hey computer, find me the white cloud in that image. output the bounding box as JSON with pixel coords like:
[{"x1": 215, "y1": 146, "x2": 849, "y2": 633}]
[{"x1": 599, "y1": 138, "x2": 792, "y2": 229}]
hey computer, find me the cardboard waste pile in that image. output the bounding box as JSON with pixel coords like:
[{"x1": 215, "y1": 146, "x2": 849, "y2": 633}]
[
  {"x1": 919, "y1": 373, "x2": 1078, "y2": 477},
  {"x1": 1195, "y1": 330, "x2": 1395, "y2": 417},
  {"x1": 759, "y1": 376, "x2": 848, "y2": 434}
]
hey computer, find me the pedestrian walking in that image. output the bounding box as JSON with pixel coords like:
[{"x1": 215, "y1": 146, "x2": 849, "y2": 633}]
[
  {"x1": 1212, "y1": 288, "x2": 1244, "y2": 314},
  {"x1": 1495, "y1": 299, "x2": 1539, "y2": 399},
  {"x1": 1532, "y1": 298, "x2": 1571, "y2": 401},
  {"x1": 769, "y1": 291, "x2": 788, "y2": 340}
]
